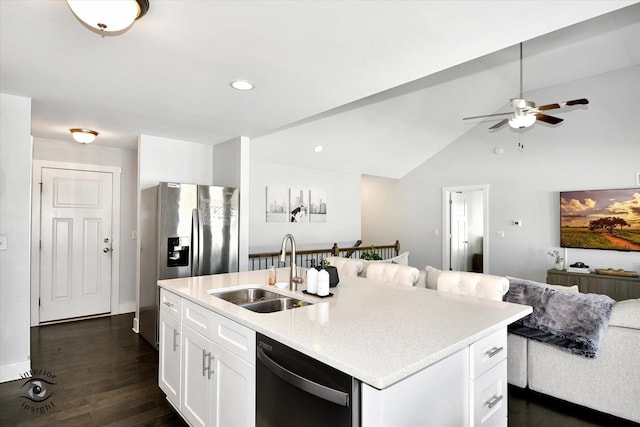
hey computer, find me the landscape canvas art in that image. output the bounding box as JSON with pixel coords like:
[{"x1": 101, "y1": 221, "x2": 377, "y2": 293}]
[{"x1": 560, "y1": 188, "x2": 640, "y2": 252}]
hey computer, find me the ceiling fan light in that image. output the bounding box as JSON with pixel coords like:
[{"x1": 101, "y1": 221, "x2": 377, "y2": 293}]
[
  {"x1": 508, "y1": 115, "x2": 536, "y2": 129},
  {"x1": 67, "y1": 0, "x2": 148, "y2": 33},
  {"x1": 70, "y1": 128, "x2": 98, "y2": 144}
]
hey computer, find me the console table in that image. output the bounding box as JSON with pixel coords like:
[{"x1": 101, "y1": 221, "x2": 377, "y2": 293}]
[{"x1": 547, "y1": 269, "x2": 640, "y2": 301}]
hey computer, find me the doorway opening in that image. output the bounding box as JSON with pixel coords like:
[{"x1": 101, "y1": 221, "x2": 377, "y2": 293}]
[{"x1": 442, "y1": 185, "x2": 489, "y2": 273}]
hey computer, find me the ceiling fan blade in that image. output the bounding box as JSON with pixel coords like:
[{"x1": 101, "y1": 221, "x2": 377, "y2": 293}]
[
  {"x1": 565, "y1": 98, "x2": 589, "y2": 106},
  {"x1": 537, "y1": 103, "x2": 561, "y2": 111},
  {"x1": 535, "y1": 113, "x2": 563, "y2": 125},
  {"x1": 489, "y1": 118, "x2": 509, "y2": 130},
  {"x1": 463, "y1": 112, "x2": 512, "y2": 121},
  {"x1": 537, "y1": 98, "x2": 589, "y2": 111}
]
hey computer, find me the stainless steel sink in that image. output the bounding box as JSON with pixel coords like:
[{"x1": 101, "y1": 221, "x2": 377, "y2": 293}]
[
  {"x1": 210, "y1": 288, "x2": 283, "y2": 305},
  {"x1": 208, "y1": 287, "x2": 313, "y2": 313},
  {"x1": 242, "y1": 297, "x2": 312, "y2": 314}
]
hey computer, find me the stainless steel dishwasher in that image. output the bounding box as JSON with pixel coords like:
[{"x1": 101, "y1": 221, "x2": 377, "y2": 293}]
[{"x1": 256, "y1": 333, "x2": 360, "y2": 427}]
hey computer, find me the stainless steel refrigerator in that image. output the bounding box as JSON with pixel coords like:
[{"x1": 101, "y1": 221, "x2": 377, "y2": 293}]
[{"x1": 139, "y1": 182, "x2": 239, "y2": 348}]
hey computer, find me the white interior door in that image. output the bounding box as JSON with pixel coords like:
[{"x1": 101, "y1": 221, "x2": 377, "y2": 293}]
[
  {"x1": 450, "y1": 192, "x2": 468, "y2": 271},
  {"x1": 39, "y1": 167, "x2": 113, "y2": 322}
]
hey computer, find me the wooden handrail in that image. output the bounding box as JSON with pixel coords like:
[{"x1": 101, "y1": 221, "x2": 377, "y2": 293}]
[
  {"x1": 248, "y1": 240, "x2": 399, "y2": 261},
  {"x1": 249, "y1": 240, "x2": 365, "y2": 259}
]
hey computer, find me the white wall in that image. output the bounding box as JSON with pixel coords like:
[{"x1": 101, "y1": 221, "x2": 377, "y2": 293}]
[
  {"x1": 33, "y1": 138, "x2": 138, "y2": 309},
  {"x1": 0, "y1": 93, "x2": 32, "y2": 382},
  {"x1": 138, "y1": 134, "x2": 214, "y2": 191},
  {"x1": 361, "y1": 175, "x2": 403, "y2": 247},
  {"x1": 136, "y1": 134, "x2": 215, "y2": 324},
  {"x1": 397, "y1": 67, "x2": 640, "y2": 282},
  {"x1": 249, "y1": 160, "x2": 361, "y2": 253},
  {"x1": 213, "y1": 137, "x2": 250, "y2": 271}
]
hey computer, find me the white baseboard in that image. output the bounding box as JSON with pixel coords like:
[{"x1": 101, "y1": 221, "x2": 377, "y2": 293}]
[
  {"x1": 118, "y1": 301, "x2": 136, "y2": 314},
  {"x1": 0, "y1": 360, "x2": 31, "y2": 383}
]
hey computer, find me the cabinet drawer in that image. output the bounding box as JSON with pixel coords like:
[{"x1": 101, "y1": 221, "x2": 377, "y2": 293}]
[
  {"x1": 182, "y1": 298, "x2": 214, "y2": 338},
  {"x1": 160, "y1": 289, "x2": 182, "y2": 320},
  {"x1": 469, "y1": 328, "x2": 506, "y2": 379},
  {"x1": 471, "y1": 359, "x2": 507, "y2": 427},
  {"x1": 181, "y1": 298, "x2": 255, "y2": 366},
  {"x1": 212, "y1": 314, "x2": 255, "y2": 366}
]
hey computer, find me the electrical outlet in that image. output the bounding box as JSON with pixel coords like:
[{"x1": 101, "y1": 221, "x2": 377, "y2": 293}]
[{"x1": 131, "y1": 230, "x2": 137, "y2": 240}]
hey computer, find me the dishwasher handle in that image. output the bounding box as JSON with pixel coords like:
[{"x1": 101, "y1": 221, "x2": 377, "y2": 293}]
[{"x1": 257, "y1": 347, "x2": 350, "y2": 407}]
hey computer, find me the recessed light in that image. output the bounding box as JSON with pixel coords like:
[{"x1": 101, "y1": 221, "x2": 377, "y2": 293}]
[
  {"x1": 230, "y1": 80, "x2": 255, "y2": 91},
  {"x1": 314, "y1": 146, "x2": 323, "y2": 153}
]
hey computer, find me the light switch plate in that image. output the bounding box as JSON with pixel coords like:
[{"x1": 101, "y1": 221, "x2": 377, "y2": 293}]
[
  {"x1": 0, "y1": 236, "x2": 7, "y2": 251},
  {"x1": 636, "y1": 172, "x2": 640, "y2": 186}
]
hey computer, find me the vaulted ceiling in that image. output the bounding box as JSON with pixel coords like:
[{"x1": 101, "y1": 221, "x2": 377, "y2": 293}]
[{"x1": 1, "y1": 1, "x2": 638, "y2": 178}]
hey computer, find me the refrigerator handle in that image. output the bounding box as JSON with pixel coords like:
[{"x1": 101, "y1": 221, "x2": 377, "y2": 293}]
[{"x1": 192, "y1": 208, "x2": 200, "y2": 276}]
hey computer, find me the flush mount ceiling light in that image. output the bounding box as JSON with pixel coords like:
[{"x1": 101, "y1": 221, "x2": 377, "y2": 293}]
[
  {"x1": 67, "y1": 0, "x2": 149, "y2": 33},
  {"x1": 70, "y1": 128, "x2": 98, "y2": 144},
  {"x1": 314, "y1": 146, "x2": 324, "y2": 153},
  {"x1": 230, "y1": 80, "x2": 255, "y2": 91}
]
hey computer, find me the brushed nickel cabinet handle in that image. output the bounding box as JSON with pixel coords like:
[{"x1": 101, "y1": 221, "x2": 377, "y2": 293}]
[
  {"x1": 486, "y1": 346, "x2": 504, "y2": 357},
  {"x1": 172, "y1": 330, "x2": 179, "y2": 352},
  {"x1": 486, "y1": 394, "x2": 503, "y2": 409}
]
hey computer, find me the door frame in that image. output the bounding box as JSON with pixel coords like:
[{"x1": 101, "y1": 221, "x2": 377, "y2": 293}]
[
  {"x1": 442, "y1": 184, "x2": 489, "y2": 274},
  {"x1": 30, "y1": 160, "x2": 122, "y2": 326}
]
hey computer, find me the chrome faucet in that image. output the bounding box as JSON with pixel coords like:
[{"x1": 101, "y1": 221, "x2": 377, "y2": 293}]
[{"x1": 279, "y1": 234, "x2": 304, "y2": 291}]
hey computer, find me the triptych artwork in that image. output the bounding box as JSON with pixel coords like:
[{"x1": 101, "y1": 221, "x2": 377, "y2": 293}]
[{"x1": 265, "y1": 187, "x2": 327, "y2": 223}]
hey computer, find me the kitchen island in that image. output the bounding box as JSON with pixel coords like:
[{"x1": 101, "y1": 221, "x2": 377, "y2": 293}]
[{"x1": 158, "y1": 268, "x2": 531, "y2": 426}]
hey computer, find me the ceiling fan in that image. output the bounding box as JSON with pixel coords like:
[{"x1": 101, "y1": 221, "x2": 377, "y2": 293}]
[{"x1": 463, "y1": 43, "x2": 589, "y2": 130}]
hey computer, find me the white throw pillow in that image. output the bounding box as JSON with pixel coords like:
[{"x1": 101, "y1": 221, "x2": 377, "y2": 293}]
[
  {"x1": 545, "y1": 283, "x2": 579, "y2": 293},
  {"x1": 609, "y1": 298, "x2": 640, "y2": 329}
]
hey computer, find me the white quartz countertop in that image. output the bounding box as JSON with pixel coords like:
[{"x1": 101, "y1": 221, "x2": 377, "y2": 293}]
[{"x1": 158, "y1": 268, "x2": 531, "y2": 389}]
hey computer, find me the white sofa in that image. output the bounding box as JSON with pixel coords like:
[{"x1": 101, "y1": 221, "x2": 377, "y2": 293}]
[
  {"x1": 429, "y1": 268, "x2": 640, "y2": 423},
  {"x1": 507, "y1": 291, "x2": 640, "y2": 423}
]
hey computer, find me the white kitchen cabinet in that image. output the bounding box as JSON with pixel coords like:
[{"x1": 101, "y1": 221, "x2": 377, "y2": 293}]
[
  {"x1": 469, "y1": 328, "x2": 508, "y2": 427},
  {"x1": 211, "y1": 342, "x2": 255, "y2": 427},
  {"x1": 159, "y1": 291, "x2": 255, "y2": 427},
  {"x1": 158, "y1": 289, "x2": 182, "y2": 409},
  {"x1": 182, "y1": 324, "x2": 214, "y2": 427},
  {"x1": 158, "y1": 311, "x2": 181, "y2": 409}
]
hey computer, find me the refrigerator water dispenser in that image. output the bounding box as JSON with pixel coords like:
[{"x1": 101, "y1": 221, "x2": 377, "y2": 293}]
[{"x1": 167, "y1": 236, "x2": 190, "y2": 267}]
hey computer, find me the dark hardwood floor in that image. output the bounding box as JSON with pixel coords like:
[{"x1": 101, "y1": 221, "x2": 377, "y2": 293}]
[
  {"x1": 0, "y1": 314, "x2": 186, "y2": 427},
  {"x1": 0, "y1": 313, "x2": 637, "y2": 426}
]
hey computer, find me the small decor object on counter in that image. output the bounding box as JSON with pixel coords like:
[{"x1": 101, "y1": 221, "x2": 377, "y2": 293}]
[
  {"x1": 306, "y1": 267, "x2": 318, "y2": 294},
  {"x1": 595, "y1": 268, "x2": 639, "y2": 277},
  {"x1": 268, "y1": 266, "x2": 276, "y2": 286},
  {"x1": 568, "y1": 261, "x2": 590, "y2": 274},
  {"x1": 547, "y1": 249, "x2": 565, "y2": 270},
  {"x1": 317, "y1": 269, "x2": 330, "y2": 296},
  {"x1": 316, "y1": 259, "x2": 339, "y2": 287}
]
